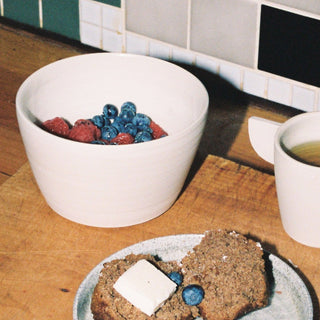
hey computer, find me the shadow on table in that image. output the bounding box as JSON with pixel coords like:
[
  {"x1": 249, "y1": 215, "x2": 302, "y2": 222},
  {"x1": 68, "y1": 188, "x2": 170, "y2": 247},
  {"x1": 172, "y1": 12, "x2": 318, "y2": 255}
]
[
  {"x1": 175, "y1": 63, "x2": 250, "y2": 191},
  {"x1": 176, "y1": 62, "x2": 302, "y2": 193}
]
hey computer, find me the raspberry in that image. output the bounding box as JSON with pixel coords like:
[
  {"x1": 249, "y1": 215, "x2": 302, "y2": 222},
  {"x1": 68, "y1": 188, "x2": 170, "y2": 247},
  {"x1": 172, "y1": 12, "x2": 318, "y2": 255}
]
[
  {"x1": 42, "y1": 117, "x2": 70, "y2": 137},
  {"x1": 74, "y1": 119, "x2": 101, "y2": 139},
  {"x1": 74, "y1": 119, "x2": 93, "y2": 127},
  {"x1": 68, "y1": 126, "x2": 94, "y2": 142},
  {"x1": 110, "y1": 133, "x2": 134, "y2": 145},
  {"x1": 68, "y1": 119, "x2": 101, "y2": 142},
  {"x1": 149, "y1": 121, "x2": 168, "y2": 139}
]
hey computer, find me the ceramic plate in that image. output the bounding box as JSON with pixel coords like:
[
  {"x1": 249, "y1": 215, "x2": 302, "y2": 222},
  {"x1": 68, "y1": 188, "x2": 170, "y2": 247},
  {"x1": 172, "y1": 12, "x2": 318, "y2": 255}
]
[{"x1": 73, "y1": 234, "x2": 313, "y2": 320}]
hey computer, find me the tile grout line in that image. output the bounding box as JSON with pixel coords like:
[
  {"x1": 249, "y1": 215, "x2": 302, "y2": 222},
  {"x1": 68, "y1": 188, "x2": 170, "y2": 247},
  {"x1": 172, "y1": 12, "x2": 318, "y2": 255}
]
[
  {"x1": 99, "y1": 1, "x2": 103, "y2": 50},
  {"x1": 78, "y1": 0, "x2": 82, "y2": 44},
  {"x1": 38, "y1": 0, "x2": 43, "y2": 28},
  {"x1": 121, "y1": 0, "x2": 127, "y2": 53},
  {"x1": 314, "y1": 89, "x2": 319, "y2": 112},
  {"x1": 253, "y1": 1, "x2": 262, "y2": 70},
  {"x1": 187, "y1": 0, "x2": 191, "y2": 51}
]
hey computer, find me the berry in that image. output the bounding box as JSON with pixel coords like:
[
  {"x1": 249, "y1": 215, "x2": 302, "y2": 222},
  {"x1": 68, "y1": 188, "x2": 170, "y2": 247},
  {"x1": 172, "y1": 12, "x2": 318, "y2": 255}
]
[
  {"x1": 101, "y1": 125, "x2": 118, "y2": 141},
  {"x1": 182, "y1": 285, "x2": 204, "y2": 306},
  {"x1": 73, "y1": 119, "x2": 101, "y2": 140},
  {"x1": 91, "y1": 140, "x2": 107, "y2": 145},
  {"x1": 103, "y1": 104, "x2": 118, "y2": 119},
  {"x1": 110, "y1": 133, "x2": 134, "y2": 145},
  {"x1": 123, "y1": 122, "x2": 138, "y2": 136},
  {"x1": 121, "y1": 101, "x2": 136, "y2": 114},
  {"x1": 134, "y1": 131, "x2": 152, "y2": 143},
  {"x1": 74, "y1": 119, "x2": 92, "y2": 127},
  {"x1": 68, "y1": 125, "x2": 98, "y2": 142},
  {"x1": 41, "y1": 101, "x2": 168, "y2": 145},
  {"x1": 112, "y1": 117, "x2": 126, "y2": 133},
  {"x1": 132, "y1": 113, "x2": 151, "y2": 130},
  {"x1": 42, "y1": 117, "x2": 70, "y2": 137},
  {"x1": 149, "y1": 121, "x2": 168, "y2": 139},
  {"x1": 168, "y1": 272, "x2": 183, "y2": 286},
  {"x1": 119, "y1": 108, "x2": 135, "y2": 123},
  {"x1": 91, "y1": 115, "x2": 109, "y2": 128}
]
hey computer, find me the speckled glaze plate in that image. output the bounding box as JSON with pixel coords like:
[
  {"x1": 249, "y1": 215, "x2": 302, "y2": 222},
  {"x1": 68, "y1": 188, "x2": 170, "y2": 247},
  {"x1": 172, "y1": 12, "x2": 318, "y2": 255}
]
[{"x1": 73, "y1": 234, "x2": 313, "y2": 320}]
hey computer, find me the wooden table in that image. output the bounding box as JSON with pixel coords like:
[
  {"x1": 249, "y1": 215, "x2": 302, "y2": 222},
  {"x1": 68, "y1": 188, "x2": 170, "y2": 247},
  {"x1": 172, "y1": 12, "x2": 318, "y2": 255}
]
[{"x1": 0, "y1": 154, "x2": 319, "y2": 320}]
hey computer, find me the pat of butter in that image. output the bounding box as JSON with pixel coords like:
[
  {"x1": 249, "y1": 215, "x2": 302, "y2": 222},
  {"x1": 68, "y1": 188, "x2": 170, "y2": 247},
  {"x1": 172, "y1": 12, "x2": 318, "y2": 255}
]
[{"x1": 113, "y1": 259, "x2": 177, "y2": 316}]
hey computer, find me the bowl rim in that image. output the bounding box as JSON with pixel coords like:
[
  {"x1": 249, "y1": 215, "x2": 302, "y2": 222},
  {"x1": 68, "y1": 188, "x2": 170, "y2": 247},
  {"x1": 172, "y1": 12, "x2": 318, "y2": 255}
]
[{"x1": 16, "y1": 53, "x2": 209, "y2": 150}]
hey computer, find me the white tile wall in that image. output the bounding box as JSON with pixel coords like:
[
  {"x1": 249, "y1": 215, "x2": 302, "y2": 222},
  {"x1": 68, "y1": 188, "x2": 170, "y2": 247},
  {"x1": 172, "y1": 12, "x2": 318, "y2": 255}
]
[
  {"x1": 243, "y1": 70, "x2": 266, "y2": 98},
  {"x1": 171, "y1": 48, "x2": 195, "y2": 65},
  {"x1": 190, "y1": 0, "x2": 258, "y2": 68},
  {"x1": 102, "y1": 4, "x2": 122, "y2": 32},
  {"x1": 219, "y1": 63, "x2": 242, "y2": 90},
  {"x1": 126, "y1": 0, "x2": 189, "y2": 48},
  {"x1": 102, "y1": 28, "x2": 123, "y2": 52},
  {"x1": 79, "y1": 0, "x2": 320, "y2": 113},
  {"x1": 126, "y1": 33, "x2": 148, "y2": 55},
  {"x1": 268, "y1": 78, "x2": 291, "y2": 106},
  {"x1": 195, "y1": 55, "x2": 218, "y2": 74},
  {"x1": 80, "y1": 0, "x2": 101, "y2": 25},
  {"x1": 149, "y1": 41, "x2": 171, "y2": 61},
  {"x1": 292, "y1": 85, "x2": 315, "y2": 112},
  {"x1": 80, "y1": 22, "x2": 101, "y2": 48}
]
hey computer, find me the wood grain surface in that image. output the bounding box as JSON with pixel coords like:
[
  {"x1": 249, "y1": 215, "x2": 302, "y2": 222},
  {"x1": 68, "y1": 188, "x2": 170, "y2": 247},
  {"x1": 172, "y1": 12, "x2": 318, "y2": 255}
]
[
  {"x1": 0, "y1": 21, "x2": 98, "y2": 185},
  {"x1": 0, "y1": 155, "x2": 319, "y2": 320}
]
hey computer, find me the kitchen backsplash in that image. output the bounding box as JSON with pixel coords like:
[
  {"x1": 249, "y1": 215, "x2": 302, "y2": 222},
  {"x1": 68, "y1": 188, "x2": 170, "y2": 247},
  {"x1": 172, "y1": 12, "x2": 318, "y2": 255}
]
[{"x1": 1, "y1": 0, "x2": 319, "y2": 112}]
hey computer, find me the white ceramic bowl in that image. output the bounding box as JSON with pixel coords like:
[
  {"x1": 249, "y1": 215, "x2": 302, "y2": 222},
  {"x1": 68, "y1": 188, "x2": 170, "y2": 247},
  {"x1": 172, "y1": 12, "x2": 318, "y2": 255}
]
[{"x1": 16, "y1": 53, "x2": 209, "y2": 227}]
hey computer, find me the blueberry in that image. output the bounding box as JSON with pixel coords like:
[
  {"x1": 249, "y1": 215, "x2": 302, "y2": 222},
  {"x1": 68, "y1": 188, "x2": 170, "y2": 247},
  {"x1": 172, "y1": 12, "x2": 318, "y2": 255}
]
[
  {"x1": 168, "y1": 272, "x2": 183, "y2": 286},
  {"x1": 121, "y1": 101, "x2": 137, "y2": 114},
  {"x1": 119, "y1": 108, "x2": 135, "y2": 123},
  {"x1": 91, "y1": 115, "x2": 109, "y2": 128},
  {"x1": 101, "y1": 125, "x2": 118, "y2": 141},
  {"x1": 134, "y1": 131, "x2": 152, "y2": 143},
  {"x1": 123, "y1": 122, "x2": 138, "y2": 136},
  {"x1": 132, "y1": 113, "x2": 151, "y2": 130},
  {"x1": 103, "y1": 104, "x2": 118, "y2": 119},
  {"x1": 141, "y1": 125, "x2": 153, "y2": 134},
  {"x1": 112, "y1": 117, "x2": 125, "y2": 133},
  {"x1": 91, "y1": 140, "x2": 106, "y2": 145},
  {"x1": 182, "y1": 285, "x2": 204, "y2": 306}
]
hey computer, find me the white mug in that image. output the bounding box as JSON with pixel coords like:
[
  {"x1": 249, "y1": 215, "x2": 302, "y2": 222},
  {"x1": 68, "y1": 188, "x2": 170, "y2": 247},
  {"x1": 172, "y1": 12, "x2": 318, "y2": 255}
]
[{"x1": 249, "y1": 112, "x2": 320, "y2": 247}]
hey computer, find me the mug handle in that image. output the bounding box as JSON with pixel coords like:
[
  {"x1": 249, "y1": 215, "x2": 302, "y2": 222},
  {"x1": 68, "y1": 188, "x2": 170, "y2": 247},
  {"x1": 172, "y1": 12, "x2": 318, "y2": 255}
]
[{"x1": 248, "y1": 116, "x2": 281, "y2": 164}]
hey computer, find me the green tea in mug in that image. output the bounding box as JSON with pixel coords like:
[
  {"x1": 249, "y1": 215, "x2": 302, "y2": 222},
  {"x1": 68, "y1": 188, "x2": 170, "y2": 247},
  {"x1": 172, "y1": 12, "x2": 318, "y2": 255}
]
[{"x1": 288, "y1": 141, "x2": 320, "y2": 167}]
